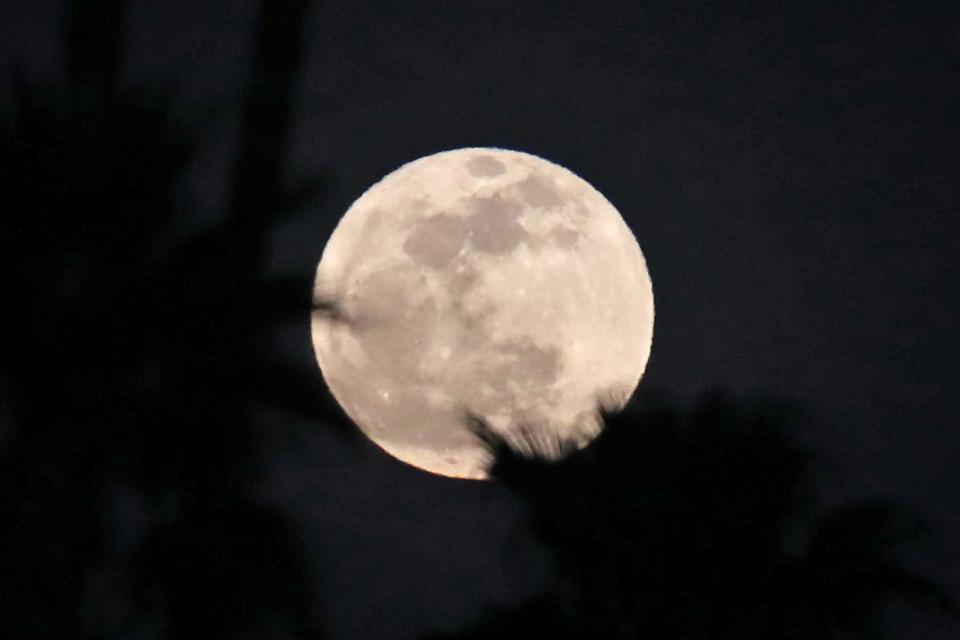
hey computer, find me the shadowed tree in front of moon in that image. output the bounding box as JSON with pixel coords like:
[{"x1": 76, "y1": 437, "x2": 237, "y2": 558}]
[
  {"x1": 0, "y1": 1, "x2": 335, "y2": 637},
  {"x1": 426, "y1": 393, "x2": 953, "y2": 640}
]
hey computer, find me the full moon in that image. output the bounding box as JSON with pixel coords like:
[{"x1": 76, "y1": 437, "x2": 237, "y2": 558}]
[{"x1": 312, "y1": 148, "x2": 653, "y2": 479}]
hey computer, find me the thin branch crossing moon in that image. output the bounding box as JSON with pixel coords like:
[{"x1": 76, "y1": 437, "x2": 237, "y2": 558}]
[{"x1": 312, "y1": 148, "x2": 654, "y2": 479}]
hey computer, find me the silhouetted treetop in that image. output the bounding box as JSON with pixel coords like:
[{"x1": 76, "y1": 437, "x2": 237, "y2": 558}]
[{"x1": 439, "y1": 392, "x2": 952, "y2": 640}]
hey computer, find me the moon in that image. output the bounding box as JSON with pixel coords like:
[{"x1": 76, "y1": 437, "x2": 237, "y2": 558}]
[{"x1": 311, "y1": 148, "x2": 653, "y2": 479}]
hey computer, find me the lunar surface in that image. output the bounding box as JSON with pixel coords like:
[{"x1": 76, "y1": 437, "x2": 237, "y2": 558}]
[{"x1": 312, "y1": 148, "x2": 653, "y2": 479}]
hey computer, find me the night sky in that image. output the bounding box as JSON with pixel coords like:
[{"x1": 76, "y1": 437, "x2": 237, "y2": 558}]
[{"x1": 3, "y1": 2, "x2": 958, "y2": 639}]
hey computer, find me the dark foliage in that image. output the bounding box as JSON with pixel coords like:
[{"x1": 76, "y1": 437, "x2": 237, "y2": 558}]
[
  {"x1": 0, "y1": 1, "x2": 343, "y2": 637},
  {"x1": 432, "y1": 393, "x2": 953, "y2": 639}
]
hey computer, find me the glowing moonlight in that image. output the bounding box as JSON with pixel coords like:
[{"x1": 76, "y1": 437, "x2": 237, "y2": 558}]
[{"x1": 312, "y1": 148, "x2": 653, "y2": 479}]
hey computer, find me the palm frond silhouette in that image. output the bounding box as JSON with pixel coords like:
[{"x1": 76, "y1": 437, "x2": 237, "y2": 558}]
[
  {"x1": 0, "y1": 1, "x2": 340, "y2": 637},
  {"x1": 433, "y1": 392, "x2": 952, "y2": 639}
]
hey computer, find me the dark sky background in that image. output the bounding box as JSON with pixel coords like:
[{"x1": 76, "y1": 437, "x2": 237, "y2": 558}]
[{"x1": 3, "y1": 1, "x2": 958, "y2": 639}]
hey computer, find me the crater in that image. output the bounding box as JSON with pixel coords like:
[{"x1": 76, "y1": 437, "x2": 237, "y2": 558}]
[
  {"x1": 466, "y1": 193, "x2": 528, "y2": 254},
  {"x1": 447, "y1": 264, "x2": 477, "y2": 298},
  {"x1": 466, "y1": 155, "x2": 506, "y2": 177},
  {"x1": 402, "y1": 214, "x2": 467, "y2": 269},
  {"x1": 549, "y1": 225, "x2": 580, "y2": 247},
  {"x1": 516, "y1": 171, "x2": 564, "y2": 208}
]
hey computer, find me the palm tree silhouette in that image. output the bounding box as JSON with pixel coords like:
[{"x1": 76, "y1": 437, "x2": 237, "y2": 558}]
[
  {"x1": 0, "y1": 1, "x2": 344, "y2": 637},
  {"x1": 431, "y1": 392, "x2": 952, "y2": 639}
]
